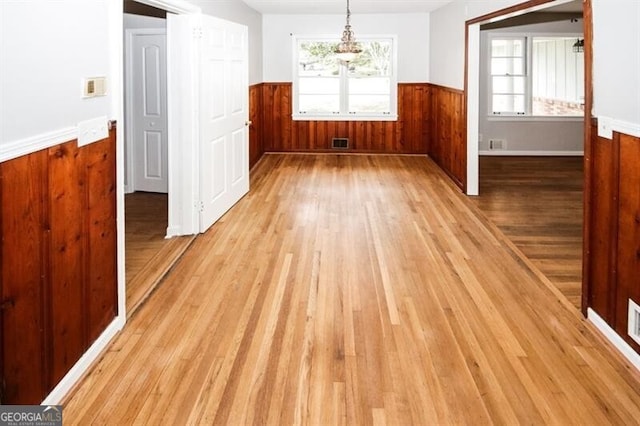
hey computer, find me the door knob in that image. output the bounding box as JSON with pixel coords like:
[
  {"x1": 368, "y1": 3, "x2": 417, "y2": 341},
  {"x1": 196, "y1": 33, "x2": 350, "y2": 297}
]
[{"x1": 245, "y1": 120, "x2": 253, "y2": 126}]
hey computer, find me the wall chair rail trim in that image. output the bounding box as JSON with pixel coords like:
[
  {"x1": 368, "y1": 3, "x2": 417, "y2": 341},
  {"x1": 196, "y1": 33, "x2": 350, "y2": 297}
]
[{"x1": 0, "y1": 127, "x2": 78, "y2": 163}]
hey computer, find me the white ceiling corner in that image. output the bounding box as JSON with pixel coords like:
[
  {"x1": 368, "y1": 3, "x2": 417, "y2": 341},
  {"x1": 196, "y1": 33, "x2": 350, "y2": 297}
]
[{"x1": 240, "y1": 0, "x2": 455, "y2": 15}]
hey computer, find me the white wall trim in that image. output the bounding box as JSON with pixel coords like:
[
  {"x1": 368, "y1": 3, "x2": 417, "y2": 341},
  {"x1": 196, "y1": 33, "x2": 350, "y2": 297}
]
[
  {"x1": 479, "y1": 150, "x2": 584, "y2": 156},
  {"x1": 466, "y1": 23, "x2": 480, "y2": 196},
  {"x1": 41, "y1": 315, "x2": 125, "y2": 405},
  {"x1": 0, "y1": 127, "x2": 77, "y2": 163},
  {"x1": 596, "y1": 115, "x2": 640, "y2": 140},
  {"x1": 133, "y1": 0, "x2": 200, "y2": 14},
  {"x1": 588, "y1": 308, "x2": 640, "y2": 373}
]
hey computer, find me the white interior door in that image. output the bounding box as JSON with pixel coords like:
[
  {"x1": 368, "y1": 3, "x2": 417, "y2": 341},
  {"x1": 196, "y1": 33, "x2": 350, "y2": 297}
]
[
  {"x1": 198, "y1": 15, "x2": 249, "y2": 232},
  {"x1": 131, "y1": 31, "x2": 169, "y2": 193}
]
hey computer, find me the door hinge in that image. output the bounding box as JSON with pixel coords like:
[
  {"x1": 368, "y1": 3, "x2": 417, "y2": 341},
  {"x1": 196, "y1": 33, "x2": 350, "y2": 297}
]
[
  {"x1": 193, "y1": 27, "x2": 203, "y2": 39},
  {"x1": 196, "y1": 200, "x2": 204, "y2": 213}
]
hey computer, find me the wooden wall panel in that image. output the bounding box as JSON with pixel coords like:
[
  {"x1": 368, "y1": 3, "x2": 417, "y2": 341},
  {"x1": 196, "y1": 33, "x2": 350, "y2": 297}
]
[
  {"x1": 587, "y1": 127, "x2": 617, "y2": 321},
  {"x1": 615, "y1": 134, "x2": 640, "y2": 352},
  {"x1": 85, "y1": 136, "x2": 118, "y2": 344},
  {"x1": 259, "y1": 83, "x2": 430, "y2": 154},
  {"x1": 0, "y1": 151, "x2": 48, "y2": 403},
  {"x1": 0, "y1": 129, "x2": 117, "y2": 404},
  {"x1": 585, "y1": 122, "x2": 640, "y2": 354},
  {"x1": 48, "y1": 143, "x2": 86, "y2": 387},
  {"x1": 249, "y1": 84, "x2": 264, "y2": 168},
  {"x1": 428, "y1": 84, "x2": 466, "y2": 190}
]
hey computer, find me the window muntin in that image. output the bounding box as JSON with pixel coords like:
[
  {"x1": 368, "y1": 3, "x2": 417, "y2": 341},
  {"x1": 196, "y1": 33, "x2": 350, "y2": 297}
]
[
  {"x1": 293, "y1": 36, "x2": 397, "y2": 120},
  {"x1": 489, "y1": 35, "x2": 584, "y2": 117},
  {"x1": 490, "y1": 37, "x2": 526, "y2": 115}
]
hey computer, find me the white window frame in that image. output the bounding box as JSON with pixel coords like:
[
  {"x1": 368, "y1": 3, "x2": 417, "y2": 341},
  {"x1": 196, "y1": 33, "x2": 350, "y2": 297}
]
[
  {"x1": 292, "y1": 34, "x2": 398, "y2": 121},
  {"x1": 488, "y1": 32, "x2": 584, "y2": 121}
]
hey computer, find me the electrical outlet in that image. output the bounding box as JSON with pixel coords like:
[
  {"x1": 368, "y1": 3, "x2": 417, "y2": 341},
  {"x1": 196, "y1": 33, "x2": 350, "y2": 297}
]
[
  {"x1": 628, "y1": 299, "x2": 640, "y2": 346},
  {"x1": 489, "y1": 139, "x2": 506, "y2": 150}
]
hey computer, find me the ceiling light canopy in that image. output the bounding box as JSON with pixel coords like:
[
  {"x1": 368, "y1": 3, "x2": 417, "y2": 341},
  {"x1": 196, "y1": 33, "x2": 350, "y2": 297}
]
[{"x1": 335, "y1": 0, "x2": 362, "y2": 63}]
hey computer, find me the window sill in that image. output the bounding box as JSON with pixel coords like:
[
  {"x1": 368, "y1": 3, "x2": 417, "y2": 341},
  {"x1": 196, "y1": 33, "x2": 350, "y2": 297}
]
[
  {"x1": 292, "y1": 114, "x2": 398, "y2": 122},
  {"x1": 487, "y1": 115, "x2": 584, "y2": 122}
]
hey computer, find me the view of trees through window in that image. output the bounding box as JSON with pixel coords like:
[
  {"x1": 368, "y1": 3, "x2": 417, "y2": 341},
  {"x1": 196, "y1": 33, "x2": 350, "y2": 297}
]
[{"x1": 295, "y1": 38, "x2": 395, "y2": 118}]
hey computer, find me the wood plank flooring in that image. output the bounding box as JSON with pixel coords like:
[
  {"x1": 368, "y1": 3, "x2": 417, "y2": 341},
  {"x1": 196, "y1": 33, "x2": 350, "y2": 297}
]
[
  {"x1": 471, "y1": 157, "x2": 583, "y2": 309},
  {"x1": 65, "y1": 154, "x2": 640, "y2": 425},
  {"x1": 125, "y1": 192, "x2": 195, "y2": 316}
]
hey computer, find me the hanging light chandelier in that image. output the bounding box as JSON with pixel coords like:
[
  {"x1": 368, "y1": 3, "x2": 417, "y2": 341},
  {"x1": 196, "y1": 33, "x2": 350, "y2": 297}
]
[{"x1": 335, "y1": 0, "x2": 362, "y2": 63}]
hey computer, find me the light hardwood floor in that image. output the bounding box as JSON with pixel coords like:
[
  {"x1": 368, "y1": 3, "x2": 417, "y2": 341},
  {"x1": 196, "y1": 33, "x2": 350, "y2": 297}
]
[
  {"x1": 125, "y1": 192, "x2": 195, "y2": 316},
  {"x1": 472, "y1": 156, "x2": 583, "y2": 309},
  {"x1": 66, "y1": 154, "x2": 640, "y2": 424}
]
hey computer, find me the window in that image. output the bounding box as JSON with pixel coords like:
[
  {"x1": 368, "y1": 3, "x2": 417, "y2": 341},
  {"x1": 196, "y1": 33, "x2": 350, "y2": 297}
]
[
  {"x1": 293, "y1": 36, "x2": 397, "y2": 120},
  {"x1": 489, "y1": 35, "x2": 584, "y2": 117}
]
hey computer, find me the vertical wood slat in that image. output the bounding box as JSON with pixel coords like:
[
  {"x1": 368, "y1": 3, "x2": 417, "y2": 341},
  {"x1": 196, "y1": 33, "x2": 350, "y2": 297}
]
[
  {"x1": 428, "y1": 84, "x2": 466, "y2": 190},
  {"x1": 85, "y1": 135, "x2": 118, "y2": 344},
  {"x1": 0, "y1": 129, "x2": 117, "y2": 404},
  {"x1": 0, "y1": 151, "x2": 48, "y2": 403},
  {"x1": 615, "y1": 134, "x2": 640, "y2": 352},
  {"x1": 585, "y1": 121, "x2": 640, "y2": 353},
  {"x1": 48, "y1": 143, "x2": 85, "y2": 387},
  {"x1": 249, "y1": 84, "x2": 264, "y2": 168},
  {"x1": 258, "y1": 83, "x2": 430, "y2": 154},
  {"x1": 586, "y1": 127, "x2": 616, "y2": 320}
]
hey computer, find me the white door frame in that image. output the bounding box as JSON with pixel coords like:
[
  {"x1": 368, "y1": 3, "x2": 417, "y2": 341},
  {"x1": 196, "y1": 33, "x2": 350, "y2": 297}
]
[{"x1": 107, "y1": 0, "x2": 202, "y2": 320}]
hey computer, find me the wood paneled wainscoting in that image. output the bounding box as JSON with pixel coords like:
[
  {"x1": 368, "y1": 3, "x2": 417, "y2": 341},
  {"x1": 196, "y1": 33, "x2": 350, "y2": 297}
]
[
  {"x1": 0, "y1": 130, "x2": 117, "y2": 404},
  {"x1": 256, "y1": 83, "x2": 431, "y2": 154},
  {"x1": 428, "y1": 84, "x2": 466, "y2": 190},
  {"x1": 584, "y1": 121, "x2": 640, "y2": 354},
  {"x1": 248, "y1": 82, "x2": 467, "y2": 190},
  {"x1": 249, "y1": 84, "x2": 264, "y2": 169}
]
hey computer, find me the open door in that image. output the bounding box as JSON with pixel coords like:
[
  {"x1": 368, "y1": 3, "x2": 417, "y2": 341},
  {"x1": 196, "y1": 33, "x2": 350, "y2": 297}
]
[
  {"x1": 198, "y1": 15, "x2": 249, "y2": 232},
  {"x1": 166, "y1": 13, "x2": 249, "y2": 235}
]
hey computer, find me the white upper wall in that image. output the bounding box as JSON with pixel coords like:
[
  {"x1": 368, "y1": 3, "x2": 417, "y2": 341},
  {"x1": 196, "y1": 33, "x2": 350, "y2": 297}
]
[
  {"x1": 0, "y1": 0, "x2": 263, "y2": 152},
  {"x1": 262, "y1": 13, "x2": 429, "y2": 82},
  {"x1": 592, "y1": 0, "x2": 640, "y2": 127},
  {"x1": 0, "y1": 0, "x2": 111, "y2": 146}
]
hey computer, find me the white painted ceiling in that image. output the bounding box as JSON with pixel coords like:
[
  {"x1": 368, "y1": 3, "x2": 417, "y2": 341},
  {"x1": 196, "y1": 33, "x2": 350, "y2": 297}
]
[{"x1": 240, "y1": 0, "x2": 454, "y2": 14}]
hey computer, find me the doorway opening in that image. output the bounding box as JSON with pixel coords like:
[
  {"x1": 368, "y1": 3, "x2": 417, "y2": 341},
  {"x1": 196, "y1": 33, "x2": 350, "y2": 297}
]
[
  {"x1": 123, "y1": 0, "x2": 195, "y2": 316},
  {"x1": 465, "y1": 0, "x2": 590, "y2": 312}
]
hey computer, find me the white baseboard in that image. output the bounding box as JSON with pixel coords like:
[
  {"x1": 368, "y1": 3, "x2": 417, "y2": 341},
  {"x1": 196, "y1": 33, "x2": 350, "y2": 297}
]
[
  {"x1": 165, "y1": 225, "x2": 182, "y2": 238},
  {"x1": 588, "y1": 308, "x2": 640, "y2": 372},
  {"x1": 0, "y1": 127, "x2": 77, "y2": 163},
  {"x1": 41, "y1": 315, "x2": 125, "y2": 405},
  {"x1": 479, "y1": 150, "x2": 584, "y2": 156}
]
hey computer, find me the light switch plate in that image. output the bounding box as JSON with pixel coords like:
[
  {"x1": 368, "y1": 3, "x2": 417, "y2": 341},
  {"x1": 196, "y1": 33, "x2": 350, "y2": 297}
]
[{"x1": 77, "y1": 116, "x2": 108, "y2": 147}]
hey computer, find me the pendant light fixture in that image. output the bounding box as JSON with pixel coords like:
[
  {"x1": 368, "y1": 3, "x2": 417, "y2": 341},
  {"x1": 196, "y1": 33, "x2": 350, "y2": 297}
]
[{"x1": 335, "y1": 0, "x2": 362, "y2": 63}]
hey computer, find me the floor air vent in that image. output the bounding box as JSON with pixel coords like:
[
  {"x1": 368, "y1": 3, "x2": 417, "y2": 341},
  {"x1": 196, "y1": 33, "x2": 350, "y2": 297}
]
[{"x1": 332, "y1": 138, "x2": 349, "y2": 149}]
